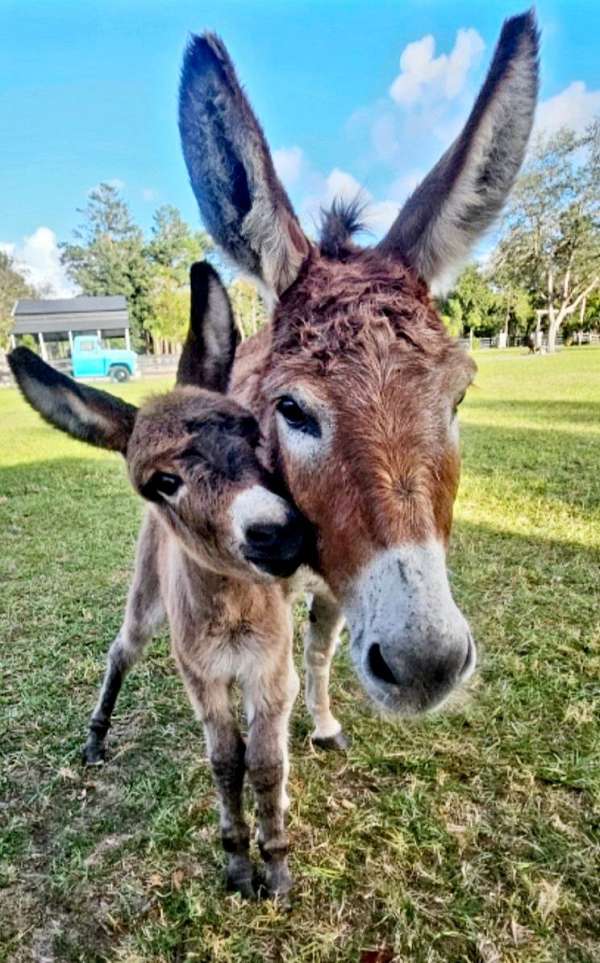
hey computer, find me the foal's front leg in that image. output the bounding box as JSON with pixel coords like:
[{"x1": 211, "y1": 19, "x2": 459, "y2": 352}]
[
  {"x1": 243, "y1": 647, "x2": 300, "y2": 897},
  {"x1": 177, "y1": 665, "x2": 254, "y2": 898},
  {"x1": 83, "y1": 514, "x2": 165, "y2": 764}
]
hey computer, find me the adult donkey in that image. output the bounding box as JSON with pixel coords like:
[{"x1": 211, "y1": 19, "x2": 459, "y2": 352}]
[{"x1": 176, "y1": 11, "x2": 539, "y2": 744}]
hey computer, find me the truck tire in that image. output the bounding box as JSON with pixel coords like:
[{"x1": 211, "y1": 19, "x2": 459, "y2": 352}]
[{"x1": 109, "y1": 365, "x2": 130, "y2": 383}]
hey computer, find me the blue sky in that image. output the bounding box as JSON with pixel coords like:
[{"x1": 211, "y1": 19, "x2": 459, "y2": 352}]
[{"x1": 1, "y1": 0, "x2": 599, "y2": 294}]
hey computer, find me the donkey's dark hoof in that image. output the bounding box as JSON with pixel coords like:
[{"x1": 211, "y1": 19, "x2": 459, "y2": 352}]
[
  {"x1": 82, "y1": 739, "x2": 106, "y2": 766},
  {"x1": 311, "y1": 729, "x2": 351, "y2": 752}
]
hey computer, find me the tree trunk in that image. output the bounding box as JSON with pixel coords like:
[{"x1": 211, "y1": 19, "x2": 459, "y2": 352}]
[{"x1": 547, "y1": 309, "x2": 560, "y2": 353}]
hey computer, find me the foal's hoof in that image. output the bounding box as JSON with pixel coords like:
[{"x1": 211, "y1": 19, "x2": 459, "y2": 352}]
[
  {"x1": 82, "y1": 739, "x2": 106, "y2": 766},
  {"x1": 226, "y1": 867, "x2": 257, "y2": 900},
  {"x1": 312, "y1": 729, "x2": 351, "y2": 752},
  {"x1": 257, "y1": 864, "x2": 293, "y2": 903}
]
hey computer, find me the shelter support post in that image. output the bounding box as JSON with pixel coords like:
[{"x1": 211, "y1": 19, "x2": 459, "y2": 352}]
[{"x1": 38, "y1": 331, "x2": 48, "y2": 361}]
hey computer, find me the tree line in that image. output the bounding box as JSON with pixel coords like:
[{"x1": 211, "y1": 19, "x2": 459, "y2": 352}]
[
  {"x1": 2, "y1": 120, "x2": 598, "y2": 354},
  {"x1": 440, "y1": 120, "x2": 600, "y2": 351},
  {"x1": 0, "y1": 183, "x2": 266, "y2": 352}
]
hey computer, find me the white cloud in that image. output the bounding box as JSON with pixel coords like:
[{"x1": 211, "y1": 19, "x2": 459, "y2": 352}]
[
  {"x1": 277, "y1": 28, "x2": 487, "y2": 243},
  {"x1": 1, "y1": 227, "x2": 77, "y2": 297},
  {"x1": 389, "y1": 28, "x2": 484, "y2": 106},
  {"x1": 389, "y1": 170, "x2": 424, "y2": 202},
  {"x1": 142, "y1": 187, "x2": 158, "y2": 202},
  {"x1": 296, "y1": 163, "x2": 398, "y2": 238},
  {"x1": 324, "y1": 168, "x2": 364, "y2": 203},
  {"x1": 273, "y1": 146, "x2": 305, "y2": 186},
  {"x1": 367, "y1": 200, "x2": 399, "y2": 233},
  {"x1": 536, "y1": 81, "x2": 600, "y2": 135}
]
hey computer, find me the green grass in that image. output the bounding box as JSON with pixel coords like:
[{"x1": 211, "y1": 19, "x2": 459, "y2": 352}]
[{"x1": 1, "y1": 349, "x2": 599, "y2": 962}]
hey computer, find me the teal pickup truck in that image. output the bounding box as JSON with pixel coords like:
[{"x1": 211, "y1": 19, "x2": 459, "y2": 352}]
[{"x1": 71, "y1": 335, "x2": 137, "y2": 382}]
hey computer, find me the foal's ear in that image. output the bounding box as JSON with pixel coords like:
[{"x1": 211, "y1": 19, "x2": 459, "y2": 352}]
[
  {"x1": 8, "y1": 347, "x2": 137, "y2": 454},
  {"x1": 179, "y1": 33, "x2": 310, "y2": 295},
  {"x1": 177, "y1": 261, "x2": 240, "y2": 391},
  {"x1": 378, "y1": 11, "x2": 539, "y2": 287}
]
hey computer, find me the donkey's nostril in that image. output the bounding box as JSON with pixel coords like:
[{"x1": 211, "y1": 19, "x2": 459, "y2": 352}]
[
  {"x1": 461, "y1": 634, "x2": 476, "y2": 675},
  {"x1": 367, "y1": 643, "x2": 399, "y2": 686}
]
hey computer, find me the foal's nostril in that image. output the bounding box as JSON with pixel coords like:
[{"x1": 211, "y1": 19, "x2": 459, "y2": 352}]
[
  {"x1": 243, "y1": 510, "x2": 306, "y2": 577},
  {"x1": 245, "y1": 522, "x2": 280, "y2": 550},
  {"x1": 367, "y1": 643, "x2": 399, "y2": 686}
]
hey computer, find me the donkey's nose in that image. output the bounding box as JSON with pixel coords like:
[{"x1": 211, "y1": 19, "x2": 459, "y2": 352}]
[
  {"x1": 366, "y1": 630, "x2": 476, "y2": 707},
  {"x1": 244, "y1": 508, "x2": 306, "y2": 577},
  {"x1": 367, "y1": 633, "x2": 476, "y2": 695},
  {"x1": 367, "y1": 642, "x2": 399, "y2": 686}
]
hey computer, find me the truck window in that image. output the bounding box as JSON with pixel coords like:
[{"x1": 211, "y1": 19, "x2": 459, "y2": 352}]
[{"x1": 79, "y1": 340, "x2": 95, "y2": 351}]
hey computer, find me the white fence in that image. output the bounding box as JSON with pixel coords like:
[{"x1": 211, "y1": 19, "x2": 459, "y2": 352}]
[{"x1": 3, "y1": 334, "x2": 599, "y2": 386}]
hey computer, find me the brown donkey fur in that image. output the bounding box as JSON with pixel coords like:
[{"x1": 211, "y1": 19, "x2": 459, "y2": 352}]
[
  {"x1": 178, "y1": 12, "x2": 539, "y2": 731},
  {"x1": 8, "y1": 264, "x2": 313, "y2": 898}
]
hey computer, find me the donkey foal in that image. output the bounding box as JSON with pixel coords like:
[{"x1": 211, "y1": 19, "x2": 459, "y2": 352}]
[{"x1": 9, "y1": 276, "x2": 310, "y2": 897}]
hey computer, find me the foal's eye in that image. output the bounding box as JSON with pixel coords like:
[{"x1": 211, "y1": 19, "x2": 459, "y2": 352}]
[
  {"x1": 276, "y1": 396, "x2": 321, "y2": 437},
  {"x1": 142, "y1": 472, "x2": 182, "y2": 502}
]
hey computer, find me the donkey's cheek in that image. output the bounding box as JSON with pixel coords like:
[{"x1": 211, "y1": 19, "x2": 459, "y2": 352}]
[{"x1": 433, "y1": 447, "x2": 461, "y2": 545}]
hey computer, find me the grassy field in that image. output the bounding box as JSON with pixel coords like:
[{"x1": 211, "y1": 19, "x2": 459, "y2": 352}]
[{"x1": 1, "y1": 347, "x2": 599, "y2": 962}]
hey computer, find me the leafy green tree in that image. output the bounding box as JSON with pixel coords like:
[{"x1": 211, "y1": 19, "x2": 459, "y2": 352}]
[
  {"x1": 438, "y1": 264, "x2": 500, "y2": 337},
  {"x1": 60, "y1": 183, "x2": 153, "y2": 350},
  {"x1": 144, "y1": 205, "x2": 212, "y2": 350},
  {"x1": 0, "y1": 251, "x2": 36, "y2": 349},
  {"x1": 562, "y1": 287, "x2": 600, "y2": 342},
  {"x1": 146, "y1": 269, "x2": 190, "y2": 352},
  {"x1": 439, "y1": 296, "x2": 463, "y2": 337},
  {"x1": 60, "y1": 188, "x2": 213, "y2": 352},
  {"x1": 146, "y1": 205, "x2": 211, "y2": 281},
  {"x1": 228, "y1": 278, "x2": 268, "y2": 339},
  {"x1": 490, "y1": 267, "x2": 533, "y2": 339},
  {"x1": 492, "y1": 123, "x2": 600, "y2": 351}
]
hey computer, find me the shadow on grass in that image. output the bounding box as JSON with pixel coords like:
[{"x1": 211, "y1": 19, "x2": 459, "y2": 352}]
[{"x1": 465, "y1": 398, "x2": 600, "y2": 429}]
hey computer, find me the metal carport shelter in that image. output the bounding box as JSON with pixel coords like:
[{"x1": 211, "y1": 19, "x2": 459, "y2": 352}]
[{"x1": 11, "y1": 295, "x2": 130, "y2": 359}]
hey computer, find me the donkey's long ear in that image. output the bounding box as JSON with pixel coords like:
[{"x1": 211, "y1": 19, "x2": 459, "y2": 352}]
[
  {"x1": 378, "y1": 11, "x2": 539, "y2": 287},
  {"x1": 177, "y1": 261, "x2": 239, "y2": 391},
  {"x1": 179, "y1": 33, "x2": 310, "y2": 295},
  {"x1": 8, "y1": 347, "x2": 137, "y2": 454}
]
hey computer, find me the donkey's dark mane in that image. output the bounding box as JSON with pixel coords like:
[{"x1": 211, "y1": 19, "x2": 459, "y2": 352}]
[{"x1": 319, "y1": 197, "x2": 369, "y2": 260}]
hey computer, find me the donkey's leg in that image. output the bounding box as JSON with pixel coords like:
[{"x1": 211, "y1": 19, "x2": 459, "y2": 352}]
[
  {"x1": 83, "y1": 515, "x2": 164, "y2": 765},
  {"x1": 178, "y1": 667, "x2": 254, "y2": 898},
  {"x1": 243, "y1": 648, "x2": 300, "y2": 897},
  {"x1": 304, "y1": 593, "x2": 349, "y2": 751}
]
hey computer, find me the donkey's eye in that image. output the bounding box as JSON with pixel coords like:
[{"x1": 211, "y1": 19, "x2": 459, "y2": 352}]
[
  {"x1": 276, "y1": 396, "x2": 320, "y2": 437},
  {"x1": 142, "y1": 472, "x2": 182, "y2": 502},
  {"x1": 453, "y1": 392, "x2": 466, "y2": 415}
]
